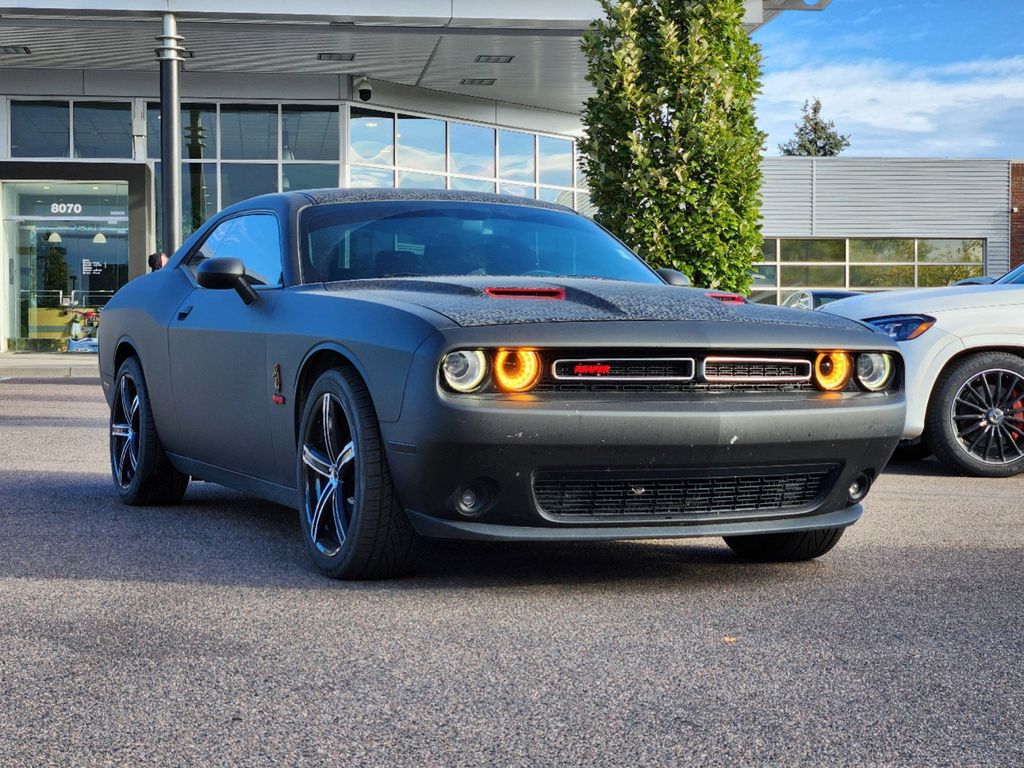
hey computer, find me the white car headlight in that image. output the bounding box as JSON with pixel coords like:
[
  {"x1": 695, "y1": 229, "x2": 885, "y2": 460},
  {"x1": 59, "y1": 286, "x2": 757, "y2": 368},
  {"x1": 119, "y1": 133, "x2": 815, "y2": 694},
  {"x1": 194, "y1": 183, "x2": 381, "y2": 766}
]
[
  {"x1": 866, "y1": 314, "x2": 935, "y2": 342},
  {"x1": 441, "y1": 350, "x2": 487, "y2": 392}
]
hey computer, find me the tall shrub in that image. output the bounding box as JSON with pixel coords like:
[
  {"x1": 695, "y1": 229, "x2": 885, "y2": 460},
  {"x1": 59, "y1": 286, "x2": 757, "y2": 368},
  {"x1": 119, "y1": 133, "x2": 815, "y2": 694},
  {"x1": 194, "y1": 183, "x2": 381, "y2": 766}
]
[{"x1": 580, "y1": 0, "x2": 765, "y2": 292}]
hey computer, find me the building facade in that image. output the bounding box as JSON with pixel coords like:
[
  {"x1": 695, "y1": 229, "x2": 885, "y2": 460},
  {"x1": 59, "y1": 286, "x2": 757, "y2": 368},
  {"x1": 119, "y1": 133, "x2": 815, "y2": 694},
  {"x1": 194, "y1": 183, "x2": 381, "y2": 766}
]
[{"x1": 2, "y1": 0, "x2": 1018, "y2": 351}]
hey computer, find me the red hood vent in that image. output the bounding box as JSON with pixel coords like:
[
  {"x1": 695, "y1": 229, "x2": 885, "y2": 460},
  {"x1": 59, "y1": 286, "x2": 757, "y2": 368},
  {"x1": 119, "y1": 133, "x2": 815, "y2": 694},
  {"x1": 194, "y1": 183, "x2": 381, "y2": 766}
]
[
  {"x1": 484, "y1": 287, "x2": 566, "y2": 300},
  {"x1": 705, "y1": 291, "x2": 748, "y2": 305}
]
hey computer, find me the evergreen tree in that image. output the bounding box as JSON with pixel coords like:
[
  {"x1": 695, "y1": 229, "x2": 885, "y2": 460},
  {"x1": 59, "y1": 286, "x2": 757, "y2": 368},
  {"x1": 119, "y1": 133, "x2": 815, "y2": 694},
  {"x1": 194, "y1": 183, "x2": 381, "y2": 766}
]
[
  {"x1": 579, "y1": 0, "x2": 766, "y2": 292},
  {"x1": 779, "y1": 98, "x2": 851, "y2": 157}
]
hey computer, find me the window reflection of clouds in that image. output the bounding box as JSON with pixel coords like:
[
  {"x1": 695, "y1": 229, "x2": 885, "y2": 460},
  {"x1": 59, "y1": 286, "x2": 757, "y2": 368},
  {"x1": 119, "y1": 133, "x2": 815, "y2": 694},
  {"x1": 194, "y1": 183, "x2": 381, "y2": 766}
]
[{"x1": 499, "y1": 130, "x2": 535, "y2": 182}]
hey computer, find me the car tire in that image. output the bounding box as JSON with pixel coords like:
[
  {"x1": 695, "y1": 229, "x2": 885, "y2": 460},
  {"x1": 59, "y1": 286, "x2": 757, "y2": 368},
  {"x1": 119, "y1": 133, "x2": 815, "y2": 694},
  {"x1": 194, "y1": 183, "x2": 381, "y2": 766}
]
[
  {"x1": 926, "y1": 352, "x2": 1024, "y2": 478},
  {"x1": 889, "y1": 437, "x2": 932, "y2": 463},
  {"x1": 109, "y1": 356, "x2": 190, "y2": 506},
  {"x1": 723, "y1": 527, "x2": 844, "y2": 562},
  {"x1": 296, "y1": 367, "x2": 419, "y2": 579}
]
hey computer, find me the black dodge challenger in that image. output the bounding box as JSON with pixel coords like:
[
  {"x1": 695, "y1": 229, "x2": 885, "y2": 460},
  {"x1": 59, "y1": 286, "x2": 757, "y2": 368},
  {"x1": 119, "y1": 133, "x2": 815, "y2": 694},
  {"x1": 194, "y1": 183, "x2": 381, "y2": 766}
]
[{"x1": 99, "y1": 189, "x2": 904, "y2": 579}]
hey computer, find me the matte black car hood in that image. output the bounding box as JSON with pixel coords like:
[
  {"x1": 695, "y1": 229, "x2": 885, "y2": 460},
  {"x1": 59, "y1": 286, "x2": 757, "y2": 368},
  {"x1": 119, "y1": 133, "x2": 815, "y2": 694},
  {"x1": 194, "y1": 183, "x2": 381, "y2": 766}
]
[{"x1": 323, "y1": 276, "x2": 865, "y2": 331}]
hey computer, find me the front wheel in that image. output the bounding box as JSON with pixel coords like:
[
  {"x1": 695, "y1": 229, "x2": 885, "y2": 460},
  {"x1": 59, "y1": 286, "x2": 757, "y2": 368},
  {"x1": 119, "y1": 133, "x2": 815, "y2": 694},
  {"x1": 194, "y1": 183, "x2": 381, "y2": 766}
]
[
  {"x1": 724, "y1": 527, "x2": 845, "y2": 562},
  {"x1": 296, "y1": 367, "x2": 419, "y2": 579},
  {"x1": 926, "y1": 352, "x2": 1024, "y2": 477}
]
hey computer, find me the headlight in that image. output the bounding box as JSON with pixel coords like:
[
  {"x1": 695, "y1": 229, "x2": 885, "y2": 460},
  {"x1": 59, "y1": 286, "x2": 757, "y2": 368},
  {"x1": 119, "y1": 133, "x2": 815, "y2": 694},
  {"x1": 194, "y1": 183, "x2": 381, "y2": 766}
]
[
  {"x1": 866, "y1": 314, "x2": 935, "y2": 341},
  {"x1": 814, "y1": 351, "x2": 852, "y2": 391},
  {"x1": 441, "y1": 350, "x2": 487, "y2": 392},
  {"x1": 856, "y1": 353, "x2": 894, "y2": 391},
  {"x1": 493, "y1": 349, "x2": 542, "y2": 393}
]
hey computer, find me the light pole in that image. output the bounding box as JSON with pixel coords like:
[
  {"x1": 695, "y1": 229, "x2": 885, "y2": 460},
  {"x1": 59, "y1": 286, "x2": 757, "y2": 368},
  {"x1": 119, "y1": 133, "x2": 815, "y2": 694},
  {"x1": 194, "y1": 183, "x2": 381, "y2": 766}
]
[{"x1": 155, "y1": 13, "x2": 183, "y2": 254}]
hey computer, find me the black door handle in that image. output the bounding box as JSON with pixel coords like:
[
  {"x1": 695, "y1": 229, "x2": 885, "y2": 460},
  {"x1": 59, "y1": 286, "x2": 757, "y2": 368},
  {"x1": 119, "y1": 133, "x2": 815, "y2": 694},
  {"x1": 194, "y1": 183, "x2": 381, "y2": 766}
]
[{"x1": 177, "y1": 305, "x2": 193, "y2": 321}]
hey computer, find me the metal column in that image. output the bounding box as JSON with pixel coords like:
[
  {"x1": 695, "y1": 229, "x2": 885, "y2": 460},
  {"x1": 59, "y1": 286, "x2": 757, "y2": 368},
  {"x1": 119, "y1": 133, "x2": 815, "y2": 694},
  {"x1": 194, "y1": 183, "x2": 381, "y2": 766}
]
[{"x1": 155, "y1": 13, "x2": 184, "y2": 254}]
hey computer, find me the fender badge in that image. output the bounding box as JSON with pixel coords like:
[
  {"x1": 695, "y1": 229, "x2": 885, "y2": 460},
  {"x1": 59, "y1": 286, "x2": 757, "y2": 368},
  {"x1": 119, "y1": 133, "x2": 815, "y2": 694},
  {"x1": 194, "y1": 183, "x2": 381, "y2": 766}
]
[{"x1": 272, "y1": 363, "x2": 282, "y2": 394}]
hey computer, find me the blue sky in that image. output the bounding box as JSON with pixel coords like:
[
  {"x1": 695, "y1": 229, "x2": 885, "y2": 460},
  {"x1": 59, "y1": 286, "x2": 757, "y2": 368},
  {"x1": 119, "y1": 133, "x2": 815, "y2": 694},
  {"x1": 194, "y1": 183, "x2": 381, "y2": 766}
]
[{"x1": 753, "y1": 0, "x2": 1024, "y2": 157}]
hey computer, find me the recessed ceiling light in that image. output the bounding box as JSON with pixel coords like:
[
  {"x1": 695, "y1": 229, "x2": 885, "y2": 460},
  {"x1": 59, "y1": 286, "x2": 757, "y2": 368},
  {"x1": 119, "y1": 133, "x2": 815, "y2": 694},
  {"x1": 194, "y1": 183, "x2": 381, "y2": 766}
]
[
  {"x1": 0, "y1": 46, "x2": 31, "y2": 55},
  {"x1": 475, "y1": 55, "x2": 514, "y2": 64},
  {"x1": 460, "y1": 78, "x2": 496, "y2": 86},
  {"x1": 318, "y1": 52, "x2": 356, "y2": 62}
]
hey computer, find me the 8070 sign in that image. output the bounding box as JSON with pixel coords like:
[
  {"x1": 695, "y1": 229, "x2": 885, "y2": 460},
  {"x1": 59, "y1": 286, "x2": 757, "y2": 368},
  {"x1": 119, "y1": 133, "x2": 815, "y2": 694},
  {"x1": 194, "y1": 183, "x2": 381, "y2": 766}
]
[{"x1": 50, "y1": 203, "x2": 83, "y2": 214}]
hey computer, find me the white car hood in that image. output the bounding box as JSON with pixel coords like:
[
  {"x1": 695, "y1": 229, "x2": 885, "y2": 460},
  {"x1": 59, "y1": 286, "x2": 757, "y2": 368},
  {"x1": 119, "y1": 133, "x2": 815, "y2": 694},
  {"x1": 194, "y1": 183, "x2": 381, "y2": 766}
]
[{"x1": 823, "y1": 284, "x2": 1024, "y2": 320}]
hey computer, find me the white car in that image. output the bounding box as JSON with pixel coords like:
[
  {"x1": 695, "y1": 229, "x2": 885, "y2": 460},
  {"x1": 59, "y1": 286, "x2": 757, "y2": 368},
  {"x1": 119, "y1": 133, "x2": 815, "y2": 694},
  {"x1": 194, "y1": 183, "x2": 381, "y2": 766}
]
[{"x1": 824, "y1": 284, "x2": 1024, "y2": 478}]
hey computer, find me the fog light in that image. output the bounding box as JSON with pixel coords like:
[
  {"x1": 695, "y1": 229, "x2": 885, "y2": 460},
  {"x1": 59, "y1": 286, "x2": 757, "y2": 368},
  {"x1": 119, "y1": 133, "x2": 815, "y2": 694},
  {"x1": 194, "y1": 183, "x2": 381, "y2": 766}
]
[
  {"x1": 455, "y1": 483, "x2": 491, "y2": 517},
  {"x1": 459, "y1": 489, "x2": 478, "y2": 509},
  {"x1": 847, "y1": 473, "x2": 871, "y2": 503}
]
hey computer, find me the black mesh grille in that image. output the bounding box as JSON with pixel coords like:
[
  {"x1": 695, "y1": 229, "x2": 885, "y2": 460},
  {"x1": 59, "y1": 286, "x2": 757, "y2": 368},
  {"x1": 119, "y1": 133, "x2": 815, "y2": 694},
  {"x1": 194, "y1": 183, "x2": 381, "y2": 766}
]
[
  {"x1": 704, "y1": 359, "x2": 810, "y2": 381},
  {"x1": 534, "y1": 467, "x2": 835, "y2": 519}
]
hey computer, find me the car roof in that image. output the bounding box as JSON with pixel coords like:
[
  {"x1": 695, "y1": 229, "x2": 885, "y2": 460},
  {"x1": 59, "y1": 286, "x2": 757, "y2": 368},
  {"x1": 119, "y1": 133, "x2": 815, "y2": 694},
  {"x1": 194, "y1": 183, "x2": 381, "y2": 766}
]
[{"x1": 221, "y1": 187, "x2": 576, "y2": 215}]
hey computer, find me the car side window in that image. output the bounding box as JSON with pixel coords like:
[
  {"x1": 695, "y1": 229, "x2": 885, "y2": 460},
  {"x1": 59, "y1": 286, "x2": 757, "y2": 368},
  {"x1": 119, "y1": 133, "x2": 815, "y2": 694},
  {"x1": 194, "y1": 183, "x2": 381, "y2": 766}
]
[{"x1": 187, "y1": 213, "x2": 283, "y2": 286}]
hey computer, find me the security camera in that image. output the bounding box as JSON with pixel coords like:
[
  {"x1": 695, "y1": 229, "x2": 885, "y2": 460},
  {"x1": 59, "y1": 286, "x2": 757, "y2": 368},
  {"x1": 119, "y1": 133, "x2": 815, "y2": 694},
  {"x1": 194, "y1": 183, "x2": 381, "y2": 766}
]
[{"x1": 354, "y1": 76, "x2": 372, "y2": 102}]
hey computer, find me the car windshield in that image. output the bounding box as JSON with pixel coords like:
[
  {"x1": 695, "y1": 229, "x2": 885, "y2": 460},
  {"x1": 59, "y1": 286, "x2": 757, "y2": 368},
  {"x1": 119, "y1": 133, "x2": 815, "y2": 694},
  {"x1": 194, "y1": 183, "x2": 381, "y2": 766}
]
[
  {"x1": 995, "y1": 264, "x2": 1024, "y2": 285},
  {"x1": 299, "y1": 201, "x2": 661, "y2": 285}
]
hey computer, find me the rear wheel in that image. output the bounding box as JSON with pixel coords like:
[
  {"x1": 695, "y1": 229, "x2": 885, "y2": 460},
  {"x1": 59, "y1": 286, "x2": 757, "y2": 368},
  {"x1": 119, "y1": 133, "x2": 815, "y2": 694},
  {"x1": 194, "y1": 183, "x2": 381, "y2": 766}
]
[
  {"x1": 926, "y1": 352, "x2": 1024, "y2": 477},
  {"x1": 724, "y1": 527, "x2": 845, "y2": 562},
  {"x1": 296, "y1": 367, "x2": 419, "y2": 579},
  {"x1": 109, "y1": 356, "x2": 189, "y2": 505}
]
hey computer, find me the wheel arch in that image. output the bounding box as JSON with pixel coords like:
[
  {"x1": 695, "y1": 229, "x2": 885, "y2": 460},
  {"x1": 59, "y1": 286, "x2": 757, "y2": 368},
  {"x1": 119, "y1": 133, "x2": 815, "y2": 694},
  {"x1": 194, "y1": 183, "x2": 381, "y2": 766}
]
[
  {"x1": 293, "y1": 344, "x2": 370, "y2": 445},
  {"x1": 924, "y1": 344, "x2": 1024, "y2": 428}
]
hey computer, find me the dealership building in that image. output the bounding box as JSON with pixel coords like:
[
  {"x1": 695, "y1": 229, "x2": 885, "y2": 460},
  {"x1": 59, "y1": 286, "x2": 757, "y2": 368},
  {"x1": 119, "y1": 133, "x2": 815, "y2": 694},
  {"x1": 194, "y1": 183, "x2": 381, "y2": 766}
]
[{"x1": 0, "y1": 0, "x2": 1020, "y2": 349}]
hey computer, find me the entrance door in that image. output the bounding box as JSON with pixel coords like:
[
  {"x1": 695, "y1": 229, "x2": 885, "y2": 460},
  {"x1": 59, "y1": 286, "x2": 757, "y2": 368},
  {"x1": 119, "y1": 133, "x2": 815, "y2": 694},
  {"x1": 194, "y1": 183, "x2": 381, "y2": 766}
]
[{"x1": 2, "y1": 181, "x2": 129, "y2": 351}]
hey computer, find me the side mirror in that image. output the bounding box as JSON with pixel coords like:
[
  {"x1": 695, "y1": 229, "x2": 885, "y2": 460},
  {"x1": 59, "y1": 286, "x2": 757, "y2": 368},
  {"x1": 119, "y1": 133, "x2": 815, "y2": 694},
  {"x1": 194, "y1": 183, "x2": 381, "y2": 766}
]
[
  {"x1": 656, "y1": 268, "x2": 691, "y2": 287},
  {"x1": 196, "y1": 257, "x2": 259, "y2": 305}
]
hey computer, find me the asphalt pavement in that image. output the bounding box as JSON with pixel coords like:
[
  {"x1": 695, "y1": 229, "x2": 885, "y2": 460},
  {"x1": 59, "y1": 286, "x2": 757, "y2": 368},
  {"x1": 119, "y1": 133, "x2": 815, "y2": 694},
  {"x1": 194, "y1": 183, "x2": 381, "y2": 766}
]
[{"x1": 1, "y1": 379, "x2": 1022, "y2": 766}]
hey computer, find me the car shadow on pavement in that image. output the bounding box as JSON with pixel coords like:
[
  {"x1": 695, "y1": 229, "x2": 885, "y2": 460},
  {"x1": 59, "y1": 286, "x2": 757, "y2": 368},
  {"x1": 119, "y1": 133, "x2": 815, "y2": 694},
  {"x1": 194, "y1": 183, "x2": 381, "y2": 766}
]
[
  {"x1": 0, "y1": 469, "x2": 827, "y2": 592},
  {"x1": 882, "y1": 457, "x2": 963, "y2": 477}
]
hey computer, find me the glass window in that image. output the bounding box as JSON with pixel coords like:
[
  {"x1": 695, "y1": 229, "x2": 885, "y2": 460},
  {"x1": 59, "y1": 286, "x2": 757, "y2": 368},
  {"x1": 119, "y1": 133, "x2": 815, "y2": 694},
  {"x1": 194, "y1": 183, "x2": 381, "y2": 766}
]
[
  {"x1": 750, "y1": 291, "x2": 778, "y2": 305},
  {"x1": 72, "y1": 102, "x2": 132, "y2": 159},
  {"x1": 499, "y1": 182, "x2": 536, "y2": 199},
  {"x1": 918, "y1": 239, "x2": 984, "y2": 263},
  {"x1": 498, "y1": 130, "x2": 535, "y2": 182},
  {"x1": 538, "y1": 188, "x2": 574, "y2": 206},
  {"x1": 575, "y1": 155, "x2": 586, "y2": 189},
  {"x1": 450, "y1": 177, "x2": 495, "y2": 193},
  {"x1": 349, "y1": 166, "x2": 394, "y2": 188},
  {"x1": 779, "y1": 265, "x2": 845, "y2": 287},
  {"x1": 282, "y1": 106, "x2": 338, "y2": 161},
  {"x1": 220, "y1": 105, "x2": 278, "y2": 160},
  {"x1": 283, "y1": 164, "x2": 339, "y2": 192},
  {"x1": 155, "y1": 162, "x2": 218, "y2": 249},
  {"x1": 780, "y1": 239, "x2": 845, "y2": 262},
  {"x1": 849, "y1": 239, "x2": 914, "y2": 263},
  {"x1": 148, "y1": 103, "x2": 216, "y2": 160},
  {"x1": 397, "y1": 171, "x2": 446, "y2": 189},
  {"x1": 761, "y1": 238, "x2": 778, "y2": 261},
  {"x1": 193, "y1": 214, "x2": 282, "y2": 286},
  {"x1": 538, "y1": 136, "x2": 573, "y2": 187},
  {"x1": 849, "y1": 265, "x2": 914, "y2": 288},
  {"x1": 919, "y1": 264, "x2": 985, "y2": 287},
  {"x1": 299, "y1": 201, "x2": 660, "y2": 284},
  {"x1": 11, "y1": 101, "x2": 70, "y2": 158},
  {"x1": 350, "y1": 108, "x2": 394, "y2": 166},
  {"x1": 396, "y1": 115, "x2": 446, "y2": 172},
  {"x1": 220, "y1": 164, "x2": 278, "y2": 208},
  {"x1": 449, "y1": 123, "x2": 495, "y2": 178},
  {"x1": 576, "y1": 192, "x2": 596, "y2": 218},
  {"x1": 753, "y1": 264, "x2": 778, "y2": 287}
]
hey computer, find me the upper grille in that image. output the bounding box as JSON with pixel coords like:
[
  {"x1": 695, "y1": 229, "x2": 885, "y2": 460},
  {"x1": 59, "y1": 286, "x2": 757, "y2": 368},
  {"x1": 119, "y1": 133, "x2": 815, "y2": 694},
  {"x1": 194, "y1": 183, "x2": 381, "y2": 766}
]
[
  {"x1": 703, "y1": 357, "x2": 812, "y2": 383},
  {"x1": 552, "y1": 357, "x2": 695, "y2": 381},
  {"x1": 534, "y1": 466, "x2": 835, "y2": 520}
]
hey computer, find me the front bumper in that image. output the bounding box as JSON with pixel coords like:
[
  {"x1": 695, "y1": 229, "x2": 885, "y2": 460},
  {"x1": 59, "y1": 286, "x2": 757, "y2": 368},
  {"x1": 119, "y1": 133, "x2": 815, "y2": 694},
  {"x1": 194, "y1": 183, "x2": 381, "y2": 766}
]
[{"x1": 382, "y1": 382, "x2": 905, "y2": 542}]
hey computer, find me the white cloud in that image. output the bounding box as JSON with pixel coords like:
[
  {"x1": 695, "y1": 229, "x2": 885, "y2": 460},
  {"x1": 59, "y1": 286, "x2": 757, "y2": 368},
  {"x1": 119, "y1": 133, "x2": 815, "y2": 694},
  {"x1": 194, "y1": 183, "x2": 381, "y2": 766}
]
[{"x1": 758, "y1": 55, "x2": 1024, "y2": 157}]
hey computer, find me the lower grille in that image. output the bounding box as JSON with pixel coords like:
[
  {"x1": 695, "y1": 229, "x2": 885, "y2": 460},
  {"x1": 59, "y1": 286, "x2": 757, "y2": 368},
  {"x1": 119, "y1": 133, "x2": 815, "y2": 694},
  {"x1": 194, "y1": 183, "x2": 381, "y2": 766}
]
[{"x1": 534, "y1": 466, "x2": 835, "y2": 519}]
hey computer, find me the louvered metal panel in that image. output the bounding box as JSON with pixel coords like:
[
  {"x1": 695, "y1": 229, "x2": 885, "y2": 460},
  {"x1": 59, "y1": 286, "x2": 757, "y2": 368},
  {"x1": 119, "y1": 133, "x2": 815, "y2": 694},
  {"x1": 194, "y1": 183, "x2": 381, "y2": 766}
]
[{"x1": 761, "y1": 157, "x2": 1011, "y2": 275}]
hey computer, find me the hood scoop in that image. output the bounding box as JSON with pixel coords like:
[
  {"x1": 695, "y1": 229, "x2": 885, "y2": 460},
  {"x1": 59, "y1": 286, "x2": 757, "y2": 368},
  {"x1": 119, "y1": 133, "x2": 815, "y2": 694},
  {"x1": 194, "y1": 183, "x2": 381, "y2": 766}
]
[{"x1": 484, "y1": 286, "x2": 566, "y2": 300}]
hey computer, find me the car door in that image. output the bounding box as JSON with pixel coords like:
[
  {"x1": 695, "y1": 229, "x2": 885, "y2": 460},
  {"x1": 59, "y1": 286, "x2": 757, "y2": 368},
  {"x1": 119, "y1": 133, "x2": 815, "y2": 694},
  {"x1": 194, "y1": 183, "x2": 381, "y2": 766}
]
[{"x1": 167, "y1": 212, "x2": 284, "y2": 480}]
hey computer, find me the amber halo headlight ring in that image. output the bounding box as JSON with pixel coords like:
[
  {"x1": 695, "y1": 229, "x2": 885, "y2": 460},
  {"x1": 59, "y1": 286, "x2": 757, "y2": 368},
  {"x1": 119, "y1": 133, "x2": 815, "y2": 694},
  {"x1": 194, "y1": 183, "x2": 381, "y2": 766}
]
[
  {"x1": 493, "y1": 348, "x2": 542, "y2": 393},
  {"x1": 441, "y1": 350, "x2": 488, "y2": 393},
  {"x1": 813, "y1": 351, "x2": 853, "y2": 392},
  {"x1": 855, "y1": 352, "x2": 895, "y2": 392}
]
